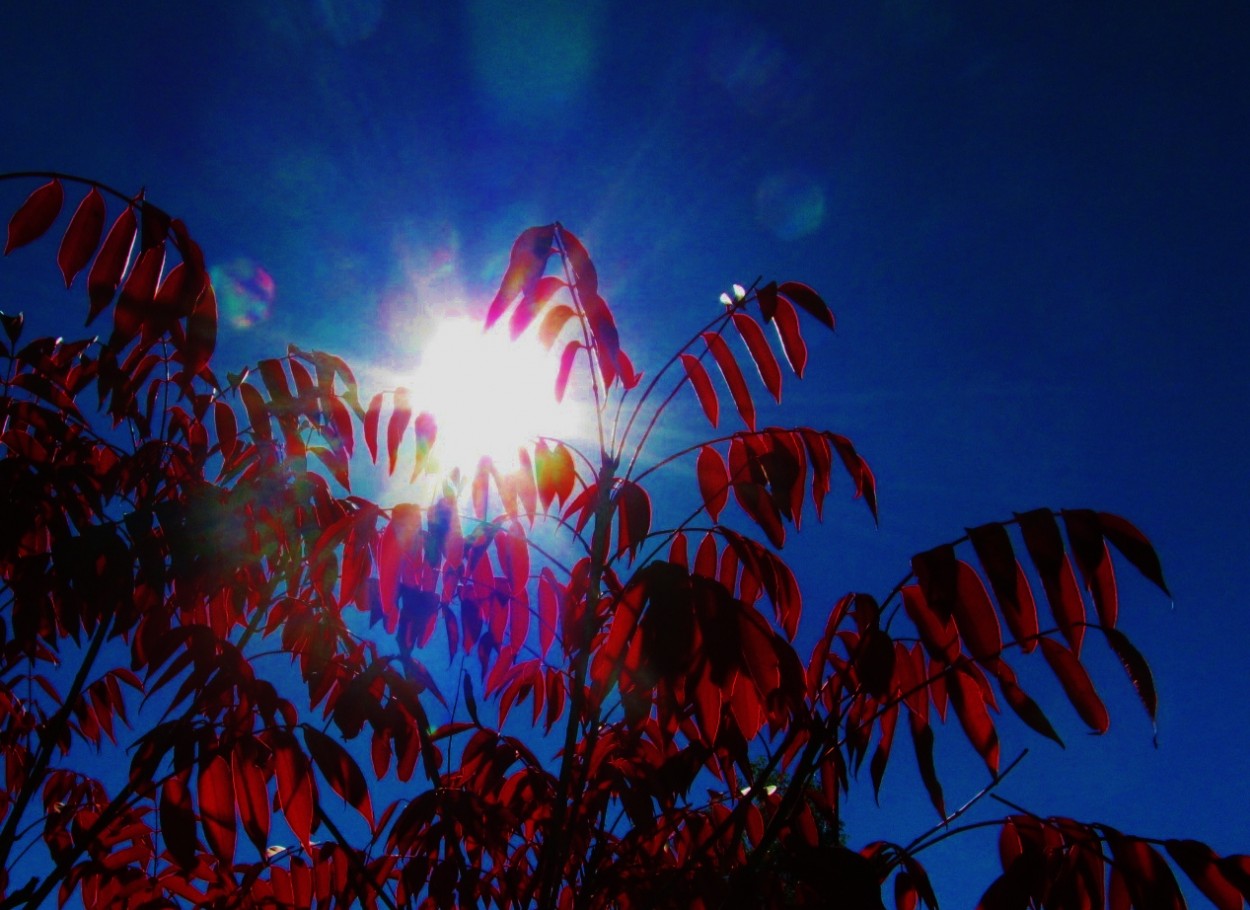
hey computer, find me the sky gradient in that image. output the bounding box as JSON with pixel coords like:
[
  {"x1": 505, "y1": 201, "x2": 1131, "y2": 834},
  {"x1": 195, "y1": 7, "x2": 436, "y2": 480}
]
[{"x1": 3, "y1": 2, "x2": 1249, "y2": 907}]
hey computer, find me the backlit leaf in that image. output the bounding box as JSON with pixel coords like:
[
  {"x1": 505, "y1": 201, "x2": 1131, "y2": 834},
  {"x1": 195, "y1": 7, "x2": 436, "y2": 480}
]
[
  {"x1": 387, "y1": 388, "x2": 411, "y2": 476},
  {"x1": 5, "y1": 179, "x2": 63, "y2": 254},
  {"x1": 968, "y1": 522, "x2": 1039, "y2": 652},
  {"x1": 58, "y1": 187, "x2": 105, "y2": 286},
  {"x1": 778, "y1": 280, "x2": 835, "y2": 330},
  {"x1": 486, "y1": 224, "x2": 555, "y2": 329},
  {"x1": 697, "y1": 446, "x2": 729, "y2": 522},
  {"x1": 703, "y1": 331, "x2": 755, "y2": 431},
  {"x1": 680, "y1": 353, "x2": 719, "y2": 427},
  {"x1": 198, "y1": 751, "x2": 237, "y2": 863},
  {"x1": 1016, "y1": 509, "x2": 1086, "y2": 655},
  {"x1": 1103, "y1": 627, "x2": 1157, "y2": 722},
  {"x1": 303, "y1": 725, "x2": 374, "y2": 826},
  {"x1": 1038, "y1": 638, "x2": 1109, "y2": 733},
  {"x1": 771, "y1": 295, "x2": 808, "y2": 378},
  {"x1": 1098, "y1": 512, "x2": 1171, "y2": 598},
  {"x1": 87, "y1": 205, "x2": 137, "y2": 323},
  {"x1": 731, "y1": 312, "x2": 782, "y2": 402}
]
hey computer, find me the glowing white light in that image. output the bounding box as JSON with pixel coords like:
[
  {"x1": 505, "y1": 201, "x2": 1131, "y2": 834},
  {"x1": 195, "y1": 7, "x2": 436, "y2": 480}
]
[{"x1": 404, "y1": 316, "x2": 588, "y2": 475}]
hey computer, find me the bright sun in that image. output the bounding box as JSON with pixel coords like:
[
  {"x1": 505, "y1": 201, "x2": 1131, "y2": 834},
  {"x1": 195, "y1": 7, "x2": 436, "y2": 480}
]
[{"x1": 401, "y1": 315, "x2": 589, "y2": 477}]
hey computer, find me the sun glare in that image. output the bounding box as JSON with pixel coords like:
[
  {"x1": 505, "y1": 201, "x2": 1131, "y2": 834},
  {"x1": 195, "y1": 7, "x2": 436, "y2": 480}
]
[{"x1": 401, "y1": 315, "x2": 590, "y2": 478}]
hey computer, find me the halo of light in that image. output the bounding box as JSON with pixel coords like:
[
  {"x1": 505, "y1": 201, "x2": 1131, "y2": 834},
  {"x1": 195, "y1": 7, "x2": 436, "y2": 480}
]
[
  {"x1": 210, "y1": 258, "x2": 275, "y2": 329},
  {"x1": 755, "y1": 172, "x2": 826, "y2": 241}
]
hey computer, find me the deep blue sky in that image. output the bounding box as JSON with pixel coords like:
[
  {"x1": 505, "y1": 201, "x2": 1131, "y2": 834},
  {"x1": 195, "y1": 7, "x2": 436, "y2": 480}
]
[{"x1": 3, "y1": 2, "x2": 1249, "y2": 907}]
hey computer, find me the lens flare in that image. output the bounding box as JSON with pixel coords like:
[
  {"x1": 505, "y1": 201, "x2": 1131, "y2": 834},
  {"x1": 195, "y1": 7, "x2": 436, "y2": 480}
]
[{"x1": 211, "y1": 258, "x2": 275, "y2": 329}]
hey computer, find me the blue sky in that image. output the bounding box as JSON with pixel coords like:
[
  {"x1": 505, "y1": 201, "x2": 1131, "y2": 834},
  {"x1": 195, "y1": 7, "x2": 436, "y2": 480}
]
[{"x1": 3, "y1": 2, "x2": 1249, "y2": 906}]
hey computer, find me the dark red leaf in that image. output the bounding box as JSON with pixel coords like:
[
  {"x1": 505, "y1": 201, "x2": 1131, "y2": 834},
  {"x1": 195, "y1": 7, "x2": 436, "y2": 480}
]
[
  {"x1": 732, "y1": 312, "x2": 783, "y2": 402},
  {"x1": 57, "y1": 187, "x2": 106, "y2": 287},
  {"x1": 1038, "y1": 638, "x2": 1109, "y2": 733},
  {"x1": 159, "y1": 769, "x2": 198, "y2": 870},
  {"x1": 112, "y1": 242, "x2": 165, "y2": 346},
  {"x1": 269, "y1": 730, "x2": 315, "y2": 852},
  {"x1": 184, "y1": 281, "x2": 217, "y2": 375},
  {"x1": 1016, "y1": 509, "x2": 1087, "y2": 655},
  {"x1": 486, "y1": 225, "x2": 555, "y2": 329},
  {"x1": 233, "y1": 741, "x2": 271, "y2": 853},
  {"x1": 778, "y1": 281, "x2": 835, "y2": 330},
  {"x1": 1098, "y1": 512, "x2": 1171, "y2": 598},
  {"x1": 87, "y1": 205, "x2": 138, "y2": 323},
  {"x1": 697, "y1": 446, "x2": 730, "y2": 522},
  {"x1": 239, "y1": 382, "x2": 271, "y2": 441},
  {"x1": 303, "y1": 725, "x2": 374, "y2": 826},
  {"x1": 948, "y1": 663, "x2": 1000, "y2": 774},
  {"x1": 953, "y1": 560, "x2": 1003, "y2": 668},
  {"x1": 703, "y1": 331, "x2": 755, "y2": 431},
  {"x1": 993, "y1": 662, "x2": 1063, "y2": 747},
  {"x1": 680, "y1": 353, "x2": 719, "y2": 427},
  {"x1": 1062, "y1": 509, "x2": 1119, "y2": 629},
  {"x1": 902, "y1": 584, "x2": 960, "y2": 664},
  {"x1": 771, "y1": 295, "x2": 808, "y2": 378},
  {"x1": 198, "y1": 751, "x2": 236, "y2": 863},
  {"x1": 968, "y1": 522, "x2": 1040, "y2": 652},
  {"x1": 615, "y1": 480, "x2": 652, "y2": 562},
  {"x1": 1107, "y1": 833, "x2": 1185, "y2": 910},
  {"x1": 909, "y1": 712, "x2": 946, "y2": 819},
  {"x1": 5, "y1": 179, "x2": 63, "y2": 254},
  {"x1": 829, "y1": 433, "x2": 878, "y2": 521},
  {"x1": 1166, "y1": 840, "x2": 1242, "y2": 910},
  {"x1": 1103, "y1": 627, "x2": 1157, "y2": 722}
]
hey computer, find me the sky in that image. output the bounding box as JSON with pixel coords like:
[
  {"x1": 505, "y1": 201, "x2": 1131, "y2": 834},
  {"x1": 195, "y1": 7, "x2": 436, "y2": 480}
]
[{"x1": 2, "y1": 1, "x2": 1249, "y2": 907}]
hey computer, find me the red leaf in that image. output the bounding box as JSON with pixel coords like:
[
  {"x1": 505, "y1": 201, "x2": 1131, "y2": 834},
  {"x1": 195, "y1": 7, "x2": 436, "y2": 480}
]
[
  {"x1": 948, "y1": 663, "x2": 1000, "y2": 774},
  {"x1": 778, "y1": 280, "x2": 835, "y2": 330},
  {"x1": 184, "y1": 281, "x2": 217, "y2": 375},
  {"x1": 771, "y1": 295, "x2": 808, "y2": 378},
  {"x1": 556, "y1": 340, "x2": 581, "y2": 402},
  {"x1": 902, "y1": 584, "x2": 960, "y2": 664},
  {"x1": 703, "y1": 331, "x2": 755, "y2": 431},
  {"x1": 58, "y1": 187, "x2": 106, "y2": 286},
  {"x1": 387, "y1": 388, "x2": 411, "y2": 476},
  {"x1": 732, "y1": 312, "x2": 783, "y2": 402},
  {"x1": 697, "y1": 446, "x2": 730, "y2": 522},
  {"x1": 364, "y1": 391, "x2": 383, "y2": 463},
  {"x1": 538, "y1": 304, "x2": 576, "y2": 349},
  {"x1": 968, "y1": 522, "x2": 1039, "y2": 652},
  {"x1": 1062, "y1": 509, "x2": 1119, "y2": 629},
  {"x1": 214, "y1": 400, "x2": 238, "y2": 461},
  {"x1": 829, "y1": 433, "x2": 878, "y2": 522},
  {"x1": 1107, "y1": 833, "x2": 1185, "y2": 910},
  {"x1": 240, "y1": 382, "x2": 271, "y2": 441},
  {"x1": 198, "y1": 751, "x2": 236, "y2": 863},
  {"x1": 1098, "y1": 512, "x2": 1171, "y2": 597},
  {"x1": 909, "y1": 712, "x2": 946, "y2": 818},
  {"x1": 87, "y1": 205, "x2": 138, "y2": 323},
  {"x1": 269, "y1": 731, "x2": 315, "y2": 852},
  {"x1": 1016, "y1": 510, "x2": 1087, "y2": 655},
  {"x1": 112, "y1": 242, "x2": 165, "y2": 346},
  {"x1": 486, "y1": 225, "x2": 555, "y2": 329},
  {"x1": 680, "y1": 353, "x2": 719, "y2": 427},
  {"x1": 615, "y1": 480, "x2": 652, "y2": 562},
  {"x1": 556, "y1": 225, "x2": 598, "y2": 297},
  {"x1": 5, "y1": 179, "x2": 63, "y2": 254},
  {"x1": 1103, "y1": 627, "x2": 1157, "y2": 722},
  {"x1": 159, "y1": 769, "x2": 198, "y2": 870},
  {"x1": 950, "y1": 560, "x2": 1003, "y2": 668},
  {"x1": 233, "y1": 740, "x2": 272, "y2": 853},
  {"x1": 538, "y1": 568, "x2": 559, "y2": 658},
  {"x1": 303, "y1": 725, "x2": 374, "y2": 826},
  {"x1": 993, "y1": 662, "x2": 1063, "y2": 747},
  {"x1": 1166, "y1": 840, "x2": 1242, "y2": 910},
  {"x1": 1038, "y1": 638, "x2": 1109, "y2": 732}
]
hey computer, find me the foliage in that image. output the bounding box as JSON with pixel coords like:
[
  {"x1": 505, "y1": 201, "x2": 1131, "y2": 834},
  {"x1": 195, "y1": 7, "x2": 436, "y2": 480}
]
[{"x1": 0, "y1": 173, "x2": 1242, "y2": 910}]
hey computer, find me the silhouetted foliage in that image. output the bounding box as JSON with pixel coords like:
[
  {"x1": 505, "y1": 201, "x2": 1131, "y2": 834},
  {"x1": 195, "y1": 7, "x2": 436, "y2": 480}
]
[{"x1": 0, "y1": 173, "x2": 1240, "y2": 910}]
